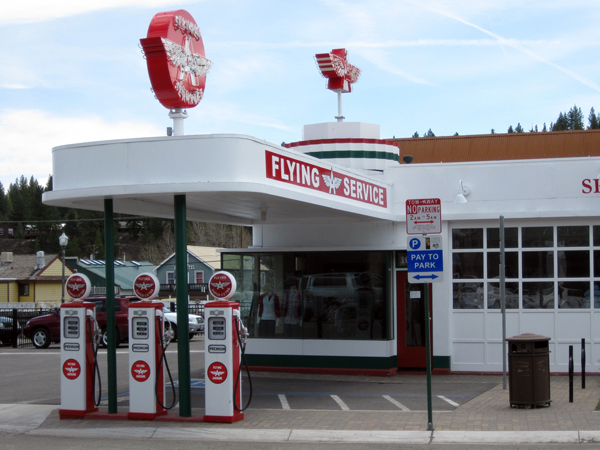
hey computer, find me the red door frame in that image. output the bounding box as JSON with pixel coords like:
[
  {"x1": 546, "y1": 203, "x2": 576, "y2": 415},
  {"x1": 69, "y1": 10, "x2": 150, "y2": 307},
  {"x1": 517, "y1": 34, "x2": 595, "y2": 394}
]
[{"x1": 396, "y1": 271, "x2": 432, "y2": 369}]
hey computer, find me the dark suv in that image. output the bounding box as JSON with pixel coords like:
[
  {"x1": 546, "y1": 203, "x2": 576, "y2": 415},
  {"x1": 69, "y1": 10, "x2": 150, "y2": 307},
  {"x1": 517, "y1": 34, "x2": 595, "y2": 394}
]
[{"x1": 23, "y1": 297, "x2": 133, "y2": 349}]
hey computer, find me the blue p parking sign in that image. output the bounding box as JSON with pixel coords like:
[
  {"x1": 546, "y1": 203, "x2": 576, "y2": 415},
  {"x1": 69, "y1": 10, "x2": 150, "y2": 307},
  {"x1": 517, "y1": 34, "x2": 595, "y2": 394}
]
[{"x1": 407, "y1": 235, "x2": 444, "y2": 284}]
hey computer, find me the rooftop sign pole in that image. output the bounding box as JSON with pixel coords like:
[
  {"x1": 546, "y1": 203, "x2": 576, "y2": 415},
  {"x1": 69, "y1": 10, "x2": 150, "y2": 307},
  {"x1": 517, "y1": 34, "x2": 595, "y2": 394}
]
[
  {"x1": 315, "y1": 48, "x2": 361, "y2": 122},
  {"x1": 140, "y1": 10, "x2": 212, "y2": 136},
  {"x1": 139, "y1": 9, "x2": 211, "y2": 418}
]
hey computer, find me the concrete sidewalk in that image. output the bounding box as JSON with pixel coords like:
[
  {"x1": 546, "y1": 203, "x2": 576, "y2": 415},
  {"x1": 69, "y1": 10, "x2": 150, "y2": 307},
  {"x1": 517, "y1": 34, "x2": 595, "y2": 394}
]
[{"x1": 2, "y1": 374, "x2": 600, "y2": 445}]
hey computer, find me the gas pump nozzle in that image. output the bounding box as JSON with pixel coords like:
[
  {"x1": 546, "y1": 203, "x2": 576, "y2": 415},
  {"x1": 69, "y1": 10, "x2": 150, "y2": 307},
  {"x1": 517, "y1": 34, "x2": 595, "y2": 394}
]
[
  {"x1": 86, "y1": 309, "x2": 101, "y2": 345},
  {"x1": 232, "y1": 310, "x2": 249, "y2": 346},
  {"x1": 156, "y1": 309, "x2": 172, "y2": 346}
]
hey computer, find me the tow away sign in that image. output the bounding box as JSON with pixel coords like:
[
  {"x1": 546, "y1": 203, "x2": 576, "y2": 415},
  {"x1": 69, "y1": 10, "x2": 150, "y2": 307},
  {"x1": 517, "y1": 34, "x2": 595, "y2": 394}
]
[
  {"x1": 407, "y1": 235, "x2": 444, "y2": 284},
  {"x1": 406, "y1": 198, "x2": 441, "y2": 235}
]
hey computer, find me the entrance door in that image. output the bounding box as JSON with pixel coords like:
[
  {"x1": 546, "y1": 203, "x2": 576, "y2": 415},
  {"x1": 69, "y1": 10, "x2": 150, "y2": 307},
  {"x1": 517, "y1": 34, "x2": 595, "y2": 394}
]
[{"x1": 396, "y1": 271, "x2": 432, "y2": 369}]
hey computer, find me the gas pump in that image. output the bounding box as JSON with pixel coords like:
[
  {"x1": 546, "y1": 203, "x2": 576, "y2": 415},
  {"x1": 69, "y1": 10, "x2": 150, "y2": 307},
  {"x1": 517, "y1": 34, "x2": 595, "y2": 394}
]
[
  {"x1": 59, "y1": 274, "x2": 99, "y2": 419},
  {"x1": 128, "y1": 272, "x2": 175, "y2": 419},
  {"x1": 128, "y1": 301, "x2": 168, "y2": 419},
  {"x1": 204, "y1": 271, "x2": 252, "y2": 423}
]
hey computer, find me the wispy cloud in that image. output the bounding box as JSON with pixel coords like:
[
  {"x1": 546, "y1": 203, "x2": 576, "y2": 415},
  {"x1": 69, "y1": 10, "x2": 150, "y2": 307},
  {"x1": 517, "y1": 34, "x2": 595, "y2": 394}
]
[
  {"x1": 0, "y1": 0, "x2": 196, "y2": 24},
  {"x1": 408, "y1": 1, "x2": 600, "y2": 92}
]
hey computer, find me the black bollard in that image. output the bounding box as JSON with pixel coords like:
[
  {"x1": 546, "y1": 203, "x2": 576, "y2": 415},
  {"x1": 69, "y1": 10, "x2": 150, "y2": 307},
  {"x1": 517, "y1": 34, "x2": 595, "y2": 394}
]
[
  {"x1": 569, "y1": 345, "x2": 573, "y2": 403},
  {"x1": 581, "y1": 338, "x2": 586, "y2": 390}
]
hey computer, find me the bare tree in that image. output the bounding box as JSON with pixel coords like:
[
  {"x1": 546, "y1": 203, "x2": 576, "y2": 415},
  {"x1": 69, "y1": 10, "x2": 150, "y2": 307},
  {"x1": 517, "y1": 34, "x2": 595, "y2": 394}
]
[{"x1": 188, "y1": 222, "x2": 251, "y2": 248}]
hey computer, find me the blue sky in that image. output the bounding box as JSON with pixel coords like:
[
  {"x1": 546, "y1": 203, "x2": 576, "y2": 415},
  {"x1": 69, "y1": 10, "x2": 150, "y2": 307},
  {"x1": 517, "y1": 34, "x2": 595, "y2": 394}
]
[{"x1": 1, "y1": 0, "x2": 600, "y2": 189}]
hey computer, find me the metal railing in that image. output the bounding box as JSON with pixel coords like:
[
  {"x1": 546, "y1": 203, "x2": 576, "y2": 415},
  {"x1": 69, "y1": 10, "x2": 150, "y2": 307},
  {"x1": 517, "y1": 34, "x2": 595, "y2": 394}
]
[
  {"x1": 0, "y1": 308, "x2": 54, "y2": 348},
  {"x1": 160, "y1": 283, "x2": 209, "y2": 293}
]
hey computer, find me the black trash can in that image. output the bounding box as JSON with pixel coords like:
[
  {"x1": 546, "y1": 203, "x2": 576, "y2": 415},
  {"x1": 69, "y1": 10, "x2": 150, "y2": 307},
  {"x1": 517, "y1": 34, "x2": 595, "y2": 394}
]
[{"x1": 506, "y1": 333, "x2": 551, "y2": 408}]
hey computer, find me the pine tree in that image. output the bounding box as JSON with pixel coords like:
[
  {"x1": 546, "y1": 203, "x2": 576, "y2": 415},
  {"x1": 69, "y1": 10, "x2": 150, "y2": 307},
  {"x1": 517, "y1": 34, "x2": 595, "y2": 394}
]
[
  {"x1": 588, "y1": 107, "x2": 600, "y2": 129},
  {"x1": 507, "y1": 125, "x2": 514, "y2": 133},
  {"x1": 424, "y1": 129, "x2": 435, "y2": 137},
  {"x1": 515, "y1": 123, "x2": 524, "y2": 133},
  {"x1": 491, "y1": 129, "x2": 495, "y2": 134},
  {"x1": 567, "y1": 105, "x2": 584, "y2": 130},
  {"x1": 542, "y1": 123, "x2": 547, "y2": 132},
  {"x1": 0, "y1": 182, "x2": 9, "y2": 220},
  {"x1": 412, "y1": 131, "x2": 419, "y2": 138}
]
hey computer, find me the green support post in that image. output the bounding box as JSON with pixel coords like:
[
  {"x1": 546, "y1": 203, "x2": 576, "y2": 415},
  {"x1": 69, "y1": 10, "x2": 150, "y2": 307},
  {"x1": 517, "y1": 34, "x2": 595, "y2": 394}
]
[
  {"x1": 175, "y1": 195, "x2": 191, "y2": 417},
  {"x1": 424, "y1": 283, "x2": 433, "y2": 431},
  {"x1": 104, "y1": 198, "x2": 117, "y2": 414}
]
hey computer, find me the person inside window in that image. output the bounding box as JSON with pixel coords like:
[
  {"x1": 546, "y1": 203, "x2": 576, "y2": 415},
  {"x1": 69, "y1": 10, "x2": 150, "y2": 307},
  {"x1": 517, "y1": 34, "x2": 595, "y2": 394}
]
[
  {"x1": 258, "y1": 287, "x2": 280, "y2": 337},
  {"x1": 282, "y1": 278, "x2": 302, "y2": 338}
]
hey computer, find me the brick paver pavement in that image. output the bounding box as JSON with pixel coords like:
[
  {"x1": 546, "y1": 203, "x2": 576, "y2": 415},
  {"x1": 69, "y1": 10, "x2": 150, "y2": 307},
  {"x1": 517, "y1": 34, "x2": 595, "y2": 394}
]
[{"x1": 35, "y1": 374, "x2": 600, "y2": 433}]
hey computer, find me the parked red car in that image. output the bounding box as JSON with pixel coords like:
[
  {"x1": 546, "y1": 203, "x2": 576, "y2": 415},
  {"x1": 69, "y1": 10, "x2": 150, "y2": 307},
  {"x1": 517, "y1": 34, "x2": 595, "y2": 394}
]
[{"x1": 23, "y1": 297, "x2": 134, "y2": 349}]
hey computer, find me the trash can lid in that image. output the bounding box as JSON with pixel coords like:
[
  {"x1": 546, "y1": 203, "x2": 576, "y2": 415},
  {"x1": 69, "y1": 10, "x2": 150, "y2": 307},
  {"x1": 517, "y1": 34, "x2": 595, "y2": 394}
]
[{"x1": 506, "y1": 333, "x2": 550, "y2": 342}]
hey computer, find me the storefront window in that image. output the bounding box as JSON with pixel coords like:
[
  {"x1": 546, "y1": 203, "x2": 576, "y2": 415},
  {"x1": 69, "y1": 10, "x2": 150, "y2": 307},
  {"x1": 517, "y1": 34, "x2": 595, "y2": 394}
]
[
  {"x1": 522, "y1": 227, "x2": 554, "y2": 247},
  {"x1": 558, "y1": 281, "x2": 591, "y2": 309},
  {"x1": 487, "y1": 252, "x2": 518, "y2": 278},
  {"x1": 487, "y1": 282, "x2": 519, "y2": 309},
  {"x1": 487, "y1": 228, "x2": 518, "y2": 248},
  {"x1": 523, "y1": 282, "x2": 554, "y2": 309},
  {"x1": 453, "y1": 282, "x2": 484, "y2": 309},
  {"x1": 522, "y1": 251, "x2": 554, "y2": 278},
  {"x1": 557, "y1": 226, "x2": 589, "y2": 247},
  {"x1": 452, "y1": 224, "x2": 598, "y2": 311},
  {"x1": 557, "y1": 251, "x2": 589, "y2": 278},
  {"x1": 452, "y1": 229, "x2": 483, "y2": 249},
  {"x1": 222, "y1": 251, "x2": 389, "y2": 341},
  {"x1": 452, "y1": 253, "x2": 483, "y2": 279}
]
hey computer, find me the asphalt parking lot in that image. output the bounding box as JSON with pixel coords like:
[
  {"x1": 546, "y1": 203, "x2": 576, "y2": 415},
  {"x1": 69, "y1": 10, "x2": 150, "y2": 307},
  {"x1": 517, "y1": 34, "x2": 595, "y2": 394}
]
[{"x1": 0, "y1": 337, "x2": 497, "y2": 413}]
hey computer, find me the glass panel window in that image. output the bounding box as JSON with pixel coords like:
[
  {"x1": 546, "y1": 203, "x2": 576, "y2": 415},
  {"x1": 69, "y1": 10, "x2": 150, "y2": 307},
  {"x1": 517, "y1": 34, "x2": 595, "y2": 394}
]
[
  {"x1": 594, "y1": 250, "x2": 600, "y2": 277},
  {"x1": 589, "y1": 283, "x2": 600, "y2": 309},
  {"x1": 594, "y1": 226, "x2": 600, "y2": 246},
  {"x1": 523, "y1": 282, "x2": 555, "y2": 309},
  {"x1": 452, "y1": 229, "x2": 483, "y2": 249},
  {"x1": 223, "y1": 251, "x2": 389, "y2": 341},
  {"x1": 487, "y1": 282, "x2": 519, "y2": 309},
  {"x1": 522, "y1": 227, "x2": 554, "y2": 248},
  {"x1": 195, "y1": 272, "x2": 204, "y2": 284},
  {"x1": 522, "y1": 251, "x2": 554, "y2": 278},
  {"x1": 166, "y1": 272, "x2": 175, "y2": 284},
  {"x1": 557, "y1": 226, "x2": 589, "y2": 247},
  {"x1": 558, "y1": 281, "x2": 591, "y2": 308},
  {"x1": 453, "y1": 282, "x2": 484, "y2": 309},
  {"x1": 452, "y1": 253, "x2": 483, "y2": 279},
  {"x1": 487, "y1": 252, "x2": 518, "y2": 279},
  {"x1": 557, "y1": 251, "x2": 589, "y2": 278},
  {"x1": 487, "y1": 228, "x2": 518, "y2": 249}
]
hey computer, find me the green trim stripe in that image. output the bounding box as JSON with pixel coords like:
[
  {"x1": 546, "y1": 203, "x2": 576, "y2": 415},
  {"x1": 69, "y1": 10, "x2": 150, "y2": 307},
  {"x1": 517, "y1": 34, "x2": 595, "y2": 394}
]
[
  {"x1": 433, "y1": 356, "x2": 451, "y2": 370},
  {"x1": 305, "y1": 150, "x2": 400, "y2": 162}
]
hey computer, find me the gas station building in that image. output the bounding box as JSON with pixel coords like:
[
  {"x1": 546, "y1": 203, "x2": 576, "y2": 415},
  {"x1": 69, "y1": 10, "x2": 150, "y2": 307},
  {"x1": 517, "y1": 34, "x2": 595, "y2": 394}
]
[{"x1": 43, "y1": 122, "x2": 600, "y2": 376}]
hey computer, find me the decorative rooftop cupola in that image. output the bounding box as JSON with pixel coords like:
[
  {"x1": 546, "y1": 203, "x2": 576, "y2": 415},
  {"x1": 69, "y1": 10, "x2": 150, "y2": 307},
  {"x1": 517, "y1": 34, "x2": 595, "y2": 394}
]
[{"x1": 284, "y1": 49, "x2": 399, "y2": 173}]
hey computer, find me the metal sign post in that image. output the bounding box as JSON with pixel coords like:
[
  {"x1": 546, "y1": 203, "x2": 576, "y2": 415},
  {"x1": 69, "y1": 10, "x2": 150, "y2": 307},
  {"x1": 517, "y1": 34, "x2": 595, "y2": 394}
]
[{"x1": 406, "y1": 198, "x2": 442, "y2": 432}]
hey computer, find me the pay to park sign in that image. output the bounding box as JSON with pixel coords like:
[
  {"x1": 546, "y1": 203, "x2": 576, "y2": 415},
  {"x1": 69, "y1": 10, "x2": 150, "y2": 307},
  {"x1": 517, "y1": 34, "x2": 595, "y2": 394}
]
[{"x1": 407, "y1": 235, "x2": 444, "y2": 284}]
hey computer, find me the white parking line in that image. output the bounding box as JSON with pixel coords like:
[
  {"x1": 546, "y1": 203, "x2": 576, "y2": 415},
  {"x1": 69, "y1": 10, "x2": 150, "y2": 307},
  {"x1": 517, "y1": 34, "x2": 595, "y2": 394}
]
[
  {"x1": 437, "y1": 395, "x2": 460, "y2": 407},
  {"x1": 330, "y1": 395, "x2": 350, "y2": 411},
  {"x1": 382, "y1": 395, "x2": 411, "y2": 411},
  {"x1": 278, "y1": 394, "x2": 291, "y2": 410}
]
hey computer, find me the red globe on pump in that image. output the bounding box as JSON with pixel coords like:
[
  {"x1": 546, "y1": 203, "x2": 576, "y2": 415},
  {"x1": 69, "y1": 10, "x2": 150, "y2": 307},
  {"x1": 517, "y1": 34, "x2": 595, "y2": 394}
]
[
  {"x1": 65, "y1": 273, "x2": 92, "y2": 300},
  {"x1": 133, "y1": 272, "x2": 160, "y2": 300},
  {"x1": 140, "y1": 10, "x2": 211, "y2": 110},
  {"x1": 208, "y1": 271, "x2": 237, "y2": 300}
]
